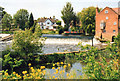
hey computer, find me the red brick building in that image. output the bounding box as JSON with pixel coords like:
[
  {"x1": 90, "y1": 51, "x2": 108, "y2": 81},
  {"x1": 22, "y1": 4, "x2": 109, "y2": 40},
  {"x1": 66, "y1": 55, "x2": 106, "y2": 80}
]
[{"x1": 95, "y1": 7, "x2": 120, "y2": 42}]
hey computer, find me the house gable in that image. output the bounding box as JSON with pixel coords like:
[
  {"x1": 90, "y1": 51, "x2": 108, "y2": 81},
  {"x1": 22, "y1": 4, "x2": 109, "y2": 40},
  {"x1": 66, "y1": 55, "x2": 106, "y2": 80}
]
[{"x1": 98, "y1": 7, "x2": 119, "y2": 15}]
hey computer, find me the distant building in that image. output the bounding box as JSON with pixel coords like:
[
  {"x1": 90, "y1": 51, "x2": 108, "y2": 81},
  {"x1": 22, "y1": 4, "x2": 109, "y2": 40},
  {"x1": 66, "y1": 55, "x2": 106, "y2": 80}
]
[
  {"x1": 95, "y1": 7, "x2": 120, "y2": 42},
  {"x1": 37, "y1": 17, "x2": 59, "y2": 30}
]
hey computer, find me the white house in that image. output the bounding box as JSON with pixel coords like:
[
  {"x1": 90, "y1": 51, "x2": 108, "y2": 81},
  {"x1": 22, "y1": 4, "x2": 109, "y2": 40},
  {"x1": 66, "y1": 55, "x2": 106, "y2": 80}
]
[{"x1": 38, "y1": 17, "x2": 59, "y2": 30}]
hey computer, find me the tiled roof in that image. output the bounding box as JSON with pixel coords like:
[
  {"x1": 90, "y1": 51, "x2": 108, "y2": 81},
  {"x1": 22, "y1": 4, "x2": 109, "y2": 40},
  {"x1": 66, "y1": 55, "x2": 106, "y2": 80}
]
[
  {"x1": 38, "y1": 18, "x2": 58, "y2": 23},
  {"x1": 112, "y1": 8, "x2": 120, "y2": 15}
]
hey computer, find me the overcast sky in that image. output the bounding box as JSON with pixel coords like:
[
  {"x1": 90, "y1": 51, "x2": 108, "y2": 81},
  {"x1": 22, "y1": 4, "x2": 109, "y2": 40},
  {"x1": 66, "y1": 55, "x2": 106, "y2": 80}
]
[{"x1": 0, "y1": 0, "x2": 119, "y2": 24}]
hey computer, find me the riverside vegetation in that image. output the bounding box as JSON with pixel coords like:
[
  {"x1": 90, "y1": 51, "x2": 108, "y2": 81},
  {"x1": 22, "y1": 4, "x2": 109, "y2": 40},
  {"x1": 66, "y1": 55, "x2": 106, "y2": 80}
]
[{"x1": 1, "y1": 28, "x2": 120, "y2": 79}]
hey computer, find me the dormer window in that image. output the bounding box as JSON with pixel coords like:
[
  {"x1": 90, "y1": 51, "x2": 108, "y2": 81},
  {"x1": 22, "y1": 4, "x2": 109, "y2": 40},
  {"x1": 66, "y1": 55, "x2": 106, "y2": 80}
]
[{"x1": 105, "y1": 10, "x2": 108, "y2": 13}]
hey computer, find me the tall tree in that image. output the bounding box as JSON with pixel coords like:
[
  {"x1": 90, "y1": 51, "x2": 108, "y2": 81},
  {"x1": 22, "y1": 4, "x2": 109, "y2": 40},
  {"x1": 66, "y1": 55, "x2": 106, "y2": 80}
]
[
  {"x1": 61, "y1": 2, "x2": 75, "y2": 31},
  {"x1": 13, "y1": 9, "x2": 29, "y2": 30},
  {"x1": 28, "y1": 13, "x2": 34, "y2": 28},
  {"x1": 78, "y1": 6, "x2": 102, "y2": 35},
  {"x1": 2, "y1": 13, "x2": 12, "y2": 30}
]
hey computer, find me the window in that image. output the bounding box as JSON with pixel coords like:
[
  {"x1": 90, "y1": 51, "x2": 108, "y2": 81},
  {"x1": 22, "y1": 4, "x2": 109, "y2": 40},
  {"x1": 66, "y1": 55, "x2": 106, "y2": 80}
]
[
  {"x1": 47, "y1": 22, "x2": 50, "y2": 24},
  {"x1": 114, "y1": 22, "x2": 117, "y2": 25},
  {"x1": 106, "y1": 17, "x2": 108, "y2": 20},
  {"x1": 100, "y1": 21, "x2": 106, "y2": 29},
  {"x1": 103, "y1": 30, "x2": 106, "y2": 33},
  {"x1": 42, "y1": 26, "x2": 44, "y2": 29},
  {"x1": 105, "y1": 10, "x2": 108, "y2": 13},
  {"x1": 113, "y1": 30, "x2": 116, "y2": 33},
  {"x1": 41, "y1": 23, "x2": 43, "y2": 25}
]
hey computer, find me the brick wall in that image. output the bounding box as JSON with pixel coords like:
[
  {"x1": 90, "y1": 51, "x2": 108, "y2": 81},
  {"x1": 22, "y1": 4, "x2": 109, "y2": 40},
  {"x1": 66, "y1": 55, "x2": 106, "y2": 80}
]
[{"x1": 95, "y1": 7, "x2": 119, "y2": 41}]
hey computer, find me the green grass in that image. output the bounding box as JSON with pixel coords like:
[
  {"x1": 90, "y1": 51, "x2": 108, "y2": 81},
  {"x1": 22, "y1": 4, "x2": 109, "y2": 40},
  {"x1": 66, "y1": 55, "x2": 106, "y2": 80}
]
[
  {"x1": 1, "y1": 31, "x2": 13, "y2": 34},
  {"x1": 42, "y1": 29, "x2": 58, "y2": 34}
]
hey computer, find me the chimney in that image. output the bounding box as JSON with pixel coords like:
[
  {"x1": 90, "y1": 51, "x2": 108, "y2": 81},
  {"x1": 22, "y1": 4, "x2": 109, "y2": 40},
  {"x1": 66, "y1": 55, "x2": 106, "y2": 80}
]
[{"x1": 96, "y1": 6, "x2": 99, "y2": 16}]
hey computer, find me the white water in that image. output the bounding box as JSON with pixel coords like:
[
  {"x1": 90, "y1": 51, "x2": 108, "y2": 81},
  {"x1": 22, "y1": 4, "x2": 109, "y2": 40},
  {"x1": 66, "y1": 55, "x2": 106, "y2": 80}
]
[
  {"x1": 44, "y1": 38, "x2": 101, "y2": 46},
  {"x1": 0, "y1": 34, "x2": 101, "y2": 54}
]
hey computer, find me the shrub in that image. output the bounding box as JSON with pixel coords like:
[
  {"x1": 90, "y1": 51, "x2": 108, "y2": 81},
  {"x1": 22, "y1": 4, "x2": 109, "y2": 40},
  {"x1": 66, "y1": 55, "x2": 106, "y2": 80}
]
[{"x1": 12, "y1": 27, "x2": 45, "y2": 55}]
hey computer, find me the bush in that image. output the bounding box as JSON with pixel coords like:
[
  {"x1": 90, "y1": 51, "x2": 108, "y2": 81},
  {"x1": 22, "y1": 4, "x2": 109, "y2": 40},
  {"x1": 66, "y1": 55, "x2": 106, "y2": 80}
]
[
  {"x1": 12, "y1": 27, "x2": 45, "y2": 55},
  {"x1": 58, "y1": 27, "x2": 64, "y2": 34}
]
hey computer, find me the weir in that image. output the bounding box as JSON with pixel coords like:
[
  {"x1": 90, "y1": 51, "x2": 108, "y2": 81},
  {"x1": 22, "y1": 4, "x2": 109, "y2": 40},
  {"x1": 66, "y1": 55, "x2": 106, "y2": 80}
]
[{"x1": 41, "y1": 34, "x2": 94, "y2": 45}]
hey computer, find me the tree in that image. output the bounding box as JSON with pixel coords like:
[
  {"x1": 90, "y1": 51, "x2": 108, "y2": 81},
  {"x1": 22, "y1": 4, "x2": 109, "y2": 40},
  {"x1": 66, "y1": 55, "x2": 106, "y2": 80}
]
[
  {"x1": 0, "y1": 7, "x2": 7, "y2": 19},
  {"x1": 28, "y1": 13, "x2": 34, "y2": 28},
  {"x1": 13, "y1": 9, "x2": 29, "y2": 30},
  {"x1": 78, "y1": 6, "x2": 102, "y2": 35},
  {"x1": 56, "y1": 21, "x2": 61, "y2": 25},
  {"x1": 12, "y1": 27, "x2": 45, "y2": 55},
  {"x1": 61, "y1": 2, "x2": 75, "y2": 31},
  {"x1": 2, "y1": 13, "x2": 12, "y2": 30}
]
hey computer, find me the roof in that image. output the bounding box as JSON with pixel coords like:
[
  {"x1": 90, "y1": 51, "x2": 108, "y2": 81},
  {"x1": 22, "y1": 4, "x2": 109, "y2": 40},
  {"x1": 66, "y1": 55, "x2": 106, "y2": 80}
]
[
  {"x1": 99, "y1": 7, "x2": 120, "y2": 15},
  {"x1": 38, "y1": 17, "x2": 59, "y2": 23},
  {"x1": 112, "y1": 8, "x2": 120, "y2": 15}
]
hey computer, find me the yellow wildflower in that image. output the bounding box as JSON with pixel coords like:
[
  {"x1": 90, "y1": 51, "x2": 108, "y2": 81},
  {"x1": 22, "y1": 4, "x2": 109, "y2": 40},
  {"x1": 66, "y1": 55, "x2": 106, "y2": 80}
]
[
  {"x1": 56, "y1": 70, "x2": 58, "y2": 74},
  {"x1": 57, "y1": 62, "x2": 59, "y2": 65},
  {"x1": 59, "y1": 71, "x2": 62, "y2": 74},
  {"x1": 63, "y1": 70, "x2": 65, "y2": 73},
  {"x1": 58, "y1": 67, "x2": 60, "y2": 69},
  {"x1": 5, "y1": 73, "x2": 8, "y2": 76},
  {"x1": 53, "y1": 64, "x2": 55, "y2": 66},
  {"x1": 16, "y1": 74, "x2": 19, "y2": 77},
  {"x1": 41, "y1": 66, "x2": 45, "y2": 69},
  {"x1": 22, "y1": 71, "x2": 27, "y2": 75},
  {"x1": 37, "y1": 69, "x2": 41, "y2": 72},
  {"x1": 68, "y1": 64, "x2": 71, "y2": 67},
  {"x1": 53, "y1": 76, "x2": 55, "y2": 78},
  {"x1": 30, "y1": 67, "x2": 33, "y2": 70},
  {"x1": 36, "y1": 72, "x2": 38, "y2": 76},
  {"x1": 13, "y1": 72, "x2": 16, "y2": 75},
  {"x1": 42, "y1": 70, "x2": 46, "y2": 75},
  {"x1": 28, "y1": 63, "x2": 31, "y2": 66},
  {"x1": 31, "y1": 69, "x2": 35, "y2": 72},
  {"x1": 70, "y1": 75, "x2": 73, "y2": 78},
  {"x1": 63, "y1": 65, "x2": 67, "y2": 68},
  {"x1": 13, "y1": 77, "x2": 15, "y2": 79},
  {"x1": 52, "y1": 67, "x2": 55, "y2": 69},
  {"x1": 61, "y1": 62, "x2": 63, "y2": 64},
  {"x1": 66, "y1": 73, "x2": 69, "y2": 77},
  {"x1": 89, "y1": 59, "x2": 91, "y2": 61}
]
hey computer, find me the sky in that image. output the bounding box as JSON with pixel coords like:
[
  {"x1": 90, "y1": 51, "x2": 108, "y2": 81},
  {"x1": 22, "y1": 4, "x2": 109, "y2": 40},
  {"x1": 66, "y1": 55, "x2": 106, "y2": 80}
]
[{"x1": 0, "y1": 0, "x2": 119, "y2": 25}]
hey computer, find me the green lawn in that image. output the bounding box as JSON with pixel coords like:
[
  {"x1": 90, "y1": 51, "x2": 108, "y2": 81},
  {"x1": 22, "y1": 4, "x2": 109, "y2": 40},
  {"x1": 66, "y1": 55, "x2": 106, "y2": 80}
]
[{"x1": 42, "y1": 29, "x2": 58, "y2": 34}]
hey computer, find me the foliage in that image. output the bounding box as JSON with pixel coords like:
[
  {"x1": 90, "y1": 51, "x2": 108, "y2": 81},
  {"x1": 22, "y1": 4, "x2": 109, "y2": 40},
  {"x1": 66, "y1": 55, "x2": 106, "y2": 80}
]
[
  {"x1": 1, "y1": 13, "x2": 12, "y2": 30},
  {"x1": 3, "y1": 62, "x2": 79, "y2": 79},
  {"x1": 0, "y1": 6, "x2": 7, "y2": 18},
  {"x1": 28, "y1": 13, "x2": 34, "y2": 29},
  {"x1": 41, "y1": 29, "x2": 57, "y2": 34},
  {"x1": 58, "y1": 27, "x2": 64, "y2": 34},
  {"x1": 76, "y1": 41, "x2": 119, "y2": 79},
  {"x1": 2, "y1": 41, "x2": 119, "y2": 79},
  {"x1": 2, "y1": 53, "x2": 24, "y2": 72},
  {"x1": 78, "y1": 6, "x2": 102, "y2": 35},
  {"x1": 12, "y1": 28, "x2": 44, "y2": 55},
  {"x1": 61, "y1": 2, "x2": 76, "y2": 30},
  {"x1": 56, "y1": 21, "x2": 61, "y2": 25},
  {"x1": 2, "y1": 30, "x2": 13, "y2": 34},
  {"x1": 13, "y1": 9, "x2": 29, "y2": 30}
]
